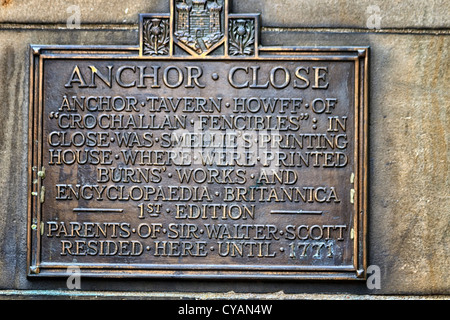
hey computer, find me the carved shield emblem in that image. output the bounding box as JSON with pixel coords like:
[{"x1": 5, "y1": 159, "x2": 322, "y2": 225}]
[{"x1": 173, "y1": 0, "x2": 225, "y2": 55}]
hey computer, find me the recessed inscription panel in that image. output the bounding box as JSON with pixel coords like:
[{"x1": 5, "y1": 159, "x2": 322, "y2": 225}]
[
  {"x1": 28, "y1": 1, "x2": 368, "y2": 280},
  {"x1": 29, "y1": 55, "x2": 366, "y2": 278}
]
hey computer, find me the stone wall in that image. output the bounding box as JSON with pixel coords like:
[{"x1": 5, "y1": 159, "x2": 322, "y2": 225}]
[{"x1": 0, "y1": 0, "x2": 448, "y2": 297}]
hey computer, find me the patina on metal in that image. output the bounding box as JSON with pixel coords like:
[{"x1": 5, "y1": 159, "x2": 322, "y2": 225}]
[{"x1": 28, "y1": 0, "x2": 369, "y2": 280}]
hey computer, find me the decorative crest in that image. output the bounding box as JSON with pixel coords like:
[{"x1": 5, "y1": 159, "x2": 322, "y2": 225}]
[{"x1": 139, "y1": 0, "x2": 260, "y2": 57}]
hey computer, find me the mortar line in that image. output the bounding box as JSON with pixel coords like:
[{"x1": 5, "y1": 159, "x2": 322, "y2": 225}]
[
  {"x1": 0, "y1": 22, "x2": 448, "y2": 35},
  {"x1": 0, "y1": 290, "x2": 449, "y2": 300}
]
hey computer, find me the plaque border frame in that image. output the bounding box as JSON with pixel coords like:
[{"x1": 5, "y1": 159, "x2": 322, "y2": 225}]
[{"x1": 27, "y1": 44, "x2": 369, "y2": 281}]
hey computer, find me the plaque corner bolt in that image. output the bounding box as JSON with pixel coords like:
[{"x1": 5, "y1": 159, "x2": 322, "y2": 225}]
[
  {"x1": 29, "y1": 265, "x2": 40, "y2": 275},
  {"x1": 31, "y1": 46, "x2": 41, "y2": 55},
  {"x1": 356, "y1": 269, "x2": 365, "y2": 278}
]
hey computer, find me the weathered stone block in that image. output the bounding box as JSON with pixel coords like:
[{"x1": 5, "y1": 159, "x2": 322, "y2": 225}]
[{"x1": 0, "y1": 0, "x2": 448, "y2": 297}]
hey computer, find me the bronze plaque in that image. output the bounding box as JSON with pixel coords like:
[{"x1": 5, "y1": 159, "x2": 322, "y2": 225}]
[{"x1": 28, "y1": 0, "x2": 368, "y2": 280}]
